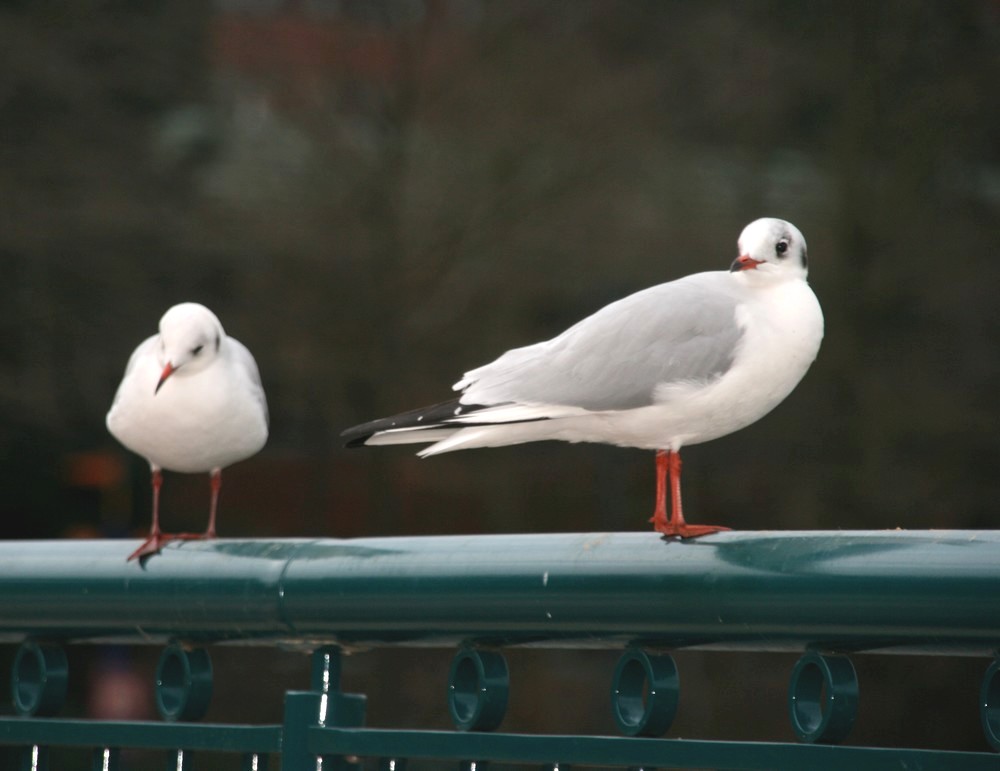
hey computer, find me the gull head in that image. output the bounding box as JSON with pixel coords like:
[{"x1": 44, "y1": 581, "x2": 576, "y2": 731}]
[
  {"x1": 154, "y1": 303, "x2": 224, "y2": 394},
  {"x1": 730, "y1": 218, "x2": 809, "y2": 281}
]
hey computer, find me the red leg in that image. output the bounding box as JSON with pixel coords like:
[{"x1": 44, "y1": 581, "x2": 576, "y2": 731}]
[
  {"x1": 128, "y1": 468, "x2": 173, "y2": 561},
  {"x1": 205, "y1": 469, "x2": 221, "y2": 539},
  {"x1": 174, "y1": 469, "x2": 222, "y2": 543},
  {"x1": 151, "y1": 467, "x2": 162, "y2": 538},
  {"x1": 648, "y1": 450, "x2": 670, "y2": 531},
  {"x1": 128, "y1": 467, "x2": 223, "y2": 561},
  {"x1": 651, "y1": 449, "x2": 731, "y2": 538}
]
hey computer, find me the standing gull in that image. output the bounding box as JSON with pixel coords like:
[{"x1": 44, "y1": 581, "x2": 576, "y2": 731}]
[
  {"x1": 342, "y1": 218, "x2": 823, "y2": 536},
  {"x1": 107, "y1": 302, "x2": 269, "y2": 560}
]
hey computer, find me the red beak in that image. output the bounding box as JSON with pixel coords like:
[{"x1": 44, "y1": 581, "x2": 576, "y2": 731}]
[
  {"x1": 730, "y1": 254, "x2": 764, "y2": 272},
  {"x1": 155, "y1": 362, "x2": 175, "y2": 394}
]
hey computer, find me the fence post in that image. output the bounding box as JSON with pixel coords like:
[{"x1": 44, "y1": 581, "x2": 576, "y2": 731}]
[
  {"x1": 282, "y1": 690, "x2": 323, "y2": 771},
  {"x1": 283, "y1": 647, "x2": 368, "y2": 770},
  {"x1": 314, "y1": 647, "x2": 366, "y2": 770}
]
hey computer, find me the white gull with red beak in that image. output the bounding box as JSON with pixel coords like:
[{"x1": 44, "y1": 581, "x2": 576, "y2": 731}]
[
  {"x1": 342, "y1": 218, "x2": 823, "y2": 536},
  {"x1": 107, "y1": 302, "x2": 268, "y2": 560}
]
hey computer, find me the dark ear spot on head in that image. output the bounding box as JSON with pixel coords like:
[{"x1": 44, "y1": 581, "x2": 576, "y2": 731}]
[
  {"x1": 215, "y1": 333, "x2": 221, "y2": 352},
  {"x1": 801, "y1": 246, "x2": 808, "y2": 269}
]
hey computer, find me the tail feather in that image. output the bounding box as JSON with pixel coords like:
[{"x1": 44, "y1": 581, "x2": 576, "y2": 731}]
[
  {"x1": 341, "y1": 398, "x2": 495, "y2": 447},
  {"x1": 341, "y1": 398, "x2": 558, "y2": 449},
  {"x1": 365, "y1": 427, "x2": 458, "y2": 447}
]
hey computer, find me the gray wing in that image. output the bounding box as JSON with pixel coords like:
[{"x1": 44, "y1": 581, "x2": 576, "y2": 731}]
[
  {"x1": 228, "y1": 337, "x2": 270, "y2": 428},
  {"x1": 109, "y1": 334, "x2": 157, "y2": 411},
  {"x1": 458, "y1": 271, "x2": 745, "y2": 411}
]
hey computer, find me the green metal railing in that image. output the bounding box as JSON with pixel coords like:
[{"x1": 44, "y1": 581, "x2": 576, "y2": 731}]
[{"x1": 0, "y1": 530, "x2": 998, "y2": 769}]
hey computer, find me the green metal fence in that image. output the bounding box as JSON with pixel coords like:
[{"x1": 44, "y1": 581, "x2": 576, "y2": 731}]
[{"x1": 0, "y1": 531, "x2": 999, "y2": 769}]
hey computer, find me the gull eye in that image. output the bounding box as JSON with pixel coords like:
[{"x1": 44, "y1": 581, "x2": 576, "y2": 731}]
[
  {"x1": 191, "y1": 344, "x2": 204, "y2": 356},
  {"x1": 775, "y1": 239, "x2": 789, "y2": 256}
]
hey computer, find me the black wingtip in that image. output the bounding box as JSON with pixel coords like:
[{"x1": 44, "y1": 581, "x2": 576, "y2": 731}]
[
  {"x1": 340, "y1": 398, "x2": 466, "y2": 448},
  {"x1": 340, "y1": 397, "x2": 526, "y2": 448},
  {"x1": 340, "y1": 421, "x2": 380, "y2": 448},
  {"x1": 342, "y1": 432, "x2": 374, "y2": 449}
]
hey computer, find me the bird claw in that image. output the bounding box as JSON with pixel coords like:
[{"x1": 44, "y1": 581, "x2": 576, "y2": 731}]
[
  {"x1": 127, "y1": 533, "x2": 174, "y2": 561},
  {"x1": 171, "y1": 531, "x2": 218, "y2": 544},
  {"x1": 653, "y1": 522, "x2": 731, "y2": 539},
  {"x1": 127, "y1": 531, "x2": 216, "y2": 561}
]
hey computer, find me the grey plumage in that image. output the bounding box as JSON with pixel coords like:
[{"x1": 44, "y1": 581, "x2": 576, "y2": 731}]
[{"x1": 457, "y1": 271, "x2": 744, "y2": 412}]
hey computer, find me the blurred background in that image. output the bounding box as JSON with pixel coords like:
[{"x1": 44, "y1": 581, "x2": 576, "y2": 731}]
[{"x1": 1, "y1": 0, "x2": 998, "y2": 766}]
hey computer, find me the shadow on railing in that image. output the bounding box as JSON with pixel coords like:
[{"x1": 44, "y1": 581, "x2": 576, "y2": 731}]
[{"x1": 0, "y1": 531, "x2": 998, "y2": 769}]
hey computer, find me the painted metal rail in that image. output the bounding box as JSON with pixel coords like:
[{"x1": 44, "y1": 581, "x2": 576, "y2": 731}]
[{"x1": 0, "y1": 531, "x2": 998, "y2": 769}]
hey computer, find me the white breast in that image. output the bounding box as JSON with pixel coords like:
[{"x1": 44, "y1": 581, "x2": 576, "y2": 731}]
[
  {"x1": 106, "y1": 341, "x2": 268, "y2": 473},
  {"x1": 645, "y1": 278, "x2": 824, "y2": 449}
]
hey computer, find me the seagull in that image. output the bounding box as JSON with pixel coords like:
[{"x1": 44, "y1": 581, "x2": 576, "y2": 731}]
[
  {"x1": 341, "y1": 218, "x2": 823, "y2": 537},
  {"x1": 107, "y1": 302, "x2": 269, "y2": 560}
]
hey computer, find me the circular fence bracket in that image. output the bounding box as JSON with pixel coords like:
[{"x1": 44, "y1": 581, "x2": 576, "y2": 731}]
[
  {"x1": 788, "y1": 651, "x2": 858, "y2": 744},
  {"x1": 11, "y1": 642, "x2": 68, "y2": 717},
  {"x1": 447, "y1": 647, "x2": 509, "y2": 732},
  {"x1": 980, "y1": 657, "x2": 1000, "y2": 751},
  {"x1": 155, "y1": 643, "x2": 213, "y2": 722},
  {"x1": 610, "y1": 647, "x2": 679, "y2": 737}
]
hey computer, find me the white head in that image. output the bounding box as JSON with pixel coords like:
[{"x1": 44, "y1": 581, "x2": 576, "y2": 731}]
[
  {"x1": 154, "y1": 303, "x2": 225, "y2": 393},
  {"x1": 730, "y1": 218, "x2": 809, "y2": 282}
]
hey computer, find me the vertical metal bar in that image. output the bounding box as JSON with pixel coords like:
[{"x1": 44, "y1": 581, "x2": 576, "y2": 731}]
[
  {"x1": 241, "y1": 752, "x2": 269, "y2": 771},
  {"x1": 311, "y1": 646, "x2": 342, "y2": 694},
  {"x1": 283, "y1": 691, "x2": 323, "y2": 771},
  {"x1": 20, "y1": 745, "x2": 48, "y2": 771},
  {"x1": 309, "y1": 647, "x2": 366, "y2": 770},
  {"x1": 91, "y1": 747, "x2": 120, "y2": 771},
  {"x1": 166, "y1": 748, "x2": 193, "y2": 771}
]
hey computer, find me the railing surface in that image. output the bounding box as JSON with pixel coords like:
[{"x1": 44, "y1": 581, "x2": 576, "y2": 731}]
[{"x1": 0, "y1": 530, "x2": 998, "y2": 769}]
